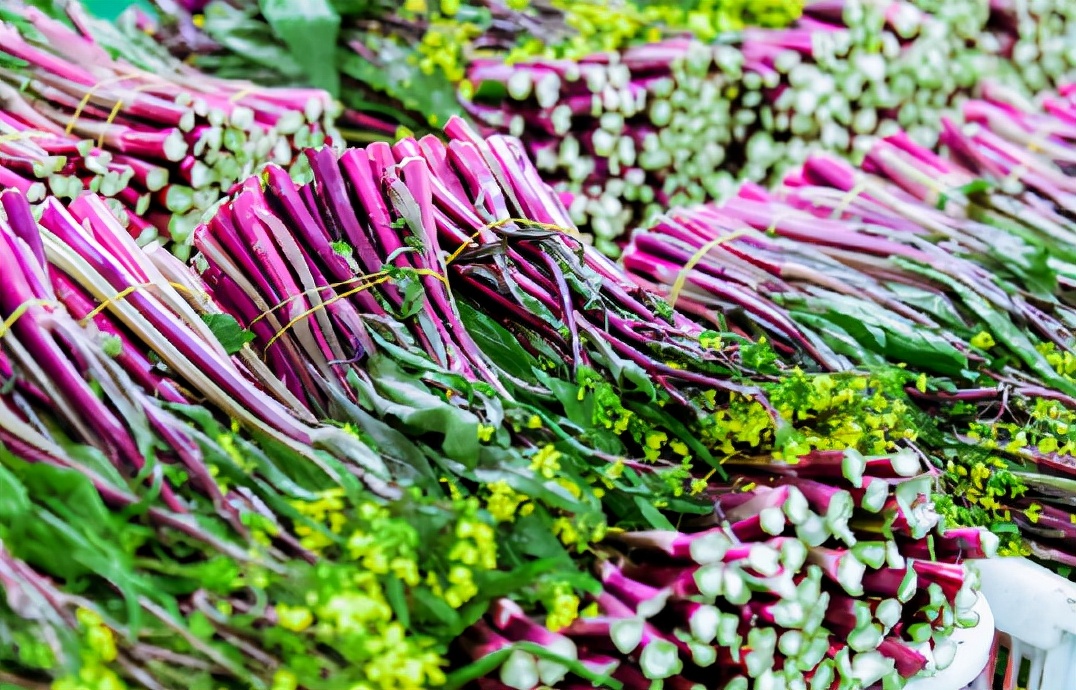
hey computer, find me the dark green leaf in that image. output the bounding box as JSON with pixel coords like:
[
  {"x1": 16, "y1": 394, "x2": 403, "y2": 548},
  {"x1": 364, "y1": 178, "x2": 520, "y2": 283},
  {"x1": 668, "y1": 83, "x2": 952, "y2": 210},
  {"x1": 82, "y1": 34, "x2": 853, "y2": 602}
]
[
  {"x1": 200, "y1": 313, "x2": 256, "y2": 354},
  {"x1": 458, "y1": 301, "x2": 537, "y2": 381},
  {"x1": 259, "y1": 0, "x2": 341, "y2": 94},
  {"x1": 634, "y1": 496, "x2": 675, "y2": 530}
]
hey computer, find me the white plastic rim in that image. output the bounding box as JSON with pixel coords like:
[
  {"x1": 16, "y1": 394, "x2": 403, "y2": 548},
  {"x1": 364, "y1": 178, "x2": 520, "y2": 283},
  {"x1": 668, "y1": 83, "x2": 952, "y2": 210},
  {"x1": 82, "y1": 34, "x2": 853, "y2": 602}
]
[
  {"x1": 973, "y1": 557, "x2": 1076, "y2": 690},
  {"x1": 903, "y1": 592, "x2": 995, "y2": 690}
]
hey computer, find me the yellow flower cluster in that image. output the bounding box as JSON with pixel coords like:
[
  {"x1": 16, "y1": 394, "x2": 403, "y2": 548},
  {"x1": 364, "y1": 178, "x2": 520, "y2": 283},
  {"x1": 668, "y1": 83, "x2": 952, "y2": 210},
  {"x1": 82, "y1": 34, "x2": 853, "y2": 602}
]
[
  {"x1": 308, "y1": 573, "x2": 449, "y2": 689},
  {"x1": 529, "y1": 444, "x2": 563, "y2": 478},
  {"x1": 485, "y1": 480, "x2": 533, "y2": 522},
  {"x1": 1040, "y1": 341, "x2": 1076, "y2": 377},
  {"x1": 290, "y1": 487, "x2": 350, "y2": 553},
  {"x1": 945, "y1": 457, "x2": 1018, "y2": 514},
  {"x1": 542, "y1": 581, "x2": 581, "y2": 631},
  {"x1": 506, "y1": 0, "x2": 804, "y2": 63},
  {"x1": 691, "y1": 370, "x2": 921, "y2": 465},
  {"x1": 270, "y1": 495, "x2": 503, "y2": 690},
  {"x1": 51, "y1": 609, "x2": 126, "y2": 690}
]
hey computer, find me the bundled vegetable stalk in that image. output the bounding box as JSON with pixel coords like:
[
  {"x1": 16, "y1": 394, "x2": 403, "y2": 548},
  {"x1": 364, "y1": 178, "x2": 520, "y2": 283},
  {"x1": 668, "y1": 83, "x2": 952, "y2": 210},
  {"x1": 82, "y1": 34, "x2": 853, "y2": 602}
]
[
  {"x1": 140, "y1": 0, "x2": 803, "y2": 142},
  {"x1": 0, "y1": 2, "x2": 338, "y2": 258},
  {"x1": 460, "y1": 0, "x2": 1076, "y2": 252},
  {"x1": 0, "y1": 186, "x2": 547, "y2": 690},
  {"x1": 463, "y1": 448, "x2": 992, "y2": 690},
  {"x1": 180, "y1": 117, "x2": 995, "y2": 687},
  {"x1": 623, "y1": 88, "x2": 1076, "y2": 569},
  {"x1": 191, "y1": 114, "x2": 787, "y2": 471}
]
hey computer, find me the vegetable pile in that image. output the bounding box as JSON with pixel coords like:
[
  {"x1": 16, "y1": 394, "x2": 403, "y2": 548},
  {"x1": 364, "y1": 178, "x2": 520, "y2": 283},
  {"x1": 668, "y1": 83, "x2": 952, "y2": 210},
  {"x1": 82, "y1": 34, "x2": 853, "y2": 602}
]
[
  {"x1": 461, "y1": 0, "x2": 1076, "y2": 250},
  {"x1": 141, "y1": 0, "x2": 803, "y2": 140},
  {"x1": 12, "y1": 0, "x2": 1076, "y2": 689},
  {"x1": 0, "y1": 188, "x2": 474, "y2": 689},
  {"x1": 0, "y1": 105, "x2": 995, "y2": 688},
  {"x1": 0, "y1": 2, "x2": 337, "y2": 257},
  {"x1": 624, "y1": 84, "x2": 1076, "y2": 570}
]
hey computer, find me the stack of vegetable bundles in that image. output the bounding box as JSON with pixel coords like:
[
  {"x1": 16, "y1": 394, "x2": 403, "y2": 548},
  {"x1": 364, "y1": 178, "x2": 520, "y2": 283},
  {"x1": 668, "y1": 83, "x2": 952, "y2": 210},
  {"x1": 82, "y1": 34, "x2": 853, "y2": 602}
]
[
  {"x1": 0, "y1": 1, "x2": 1038, "y2": 690},
  {"x1": 0, "y1": 104, "x2": 991, "y2": 690},
  {"x1": 624, "y1": 82, "x2": 1076, "y2": 571},
  {"x1": 460, "y1": 0, "x2": 1076, "y2": 252},
  {"x1": 139, "y1": 0, "x2": 805, "y2": 142},
  {"x1": 0, "y1": 1, "x2": 337, "y2": 257}
]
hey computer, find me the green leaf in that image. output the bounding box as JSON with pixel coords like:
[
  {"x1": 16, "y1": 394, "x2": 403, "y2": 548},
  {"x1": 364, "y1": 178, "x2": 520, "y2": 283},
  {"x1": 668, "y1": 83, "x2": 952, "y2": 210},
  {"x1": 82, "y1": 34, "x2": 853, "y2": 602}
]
[
  {"x1": 384, "y1": 575, "x2": 410, "y2": 630},
  {"x1": 259, "y1": 0, "x2": 341, "y2": 95},
  {"x1": 988, "y1": 522, "x2": 1020, "y2": 534},
  {"x1": 789, "y1": 294, "x2": 968, "y2": 375},
  {"x1": 634, "y1": 496, "x2": 676, "y2": 530},
  {"x1": 199, "y1": 3, "x2": 305, "y2": 79},
  {"x1": 457, "y1": 301, "x2": 537, "y2": 382},
  {"x1": 587, "y1": 334, "x2": 657, "y2": 400},
  {"x1": 0, "y1": 461, "x2": 30, "y2": 524},
  {"x1": 200, "y1": 313, "x2": 256, "y2": 355},
  {"x1": 505, "y1": 513, "x2": 571, "y2": 560},
  {"x1": 896, "y1": 258, "x2": 1076, "y2": 396},
  {"x1": 349, "y1": 360, "x2": 481, "y2": 467}
]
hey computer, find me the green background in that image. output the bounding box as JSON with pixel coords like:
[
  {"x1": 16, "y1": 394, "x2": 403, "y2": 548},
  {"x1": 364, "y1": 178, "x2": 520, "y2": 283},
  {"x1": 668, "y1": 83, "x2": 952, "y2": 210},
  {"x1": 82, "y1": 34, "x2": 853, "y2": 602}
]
[{"x1": 81, "y1": 0, "x2": 154, "y2": 20}]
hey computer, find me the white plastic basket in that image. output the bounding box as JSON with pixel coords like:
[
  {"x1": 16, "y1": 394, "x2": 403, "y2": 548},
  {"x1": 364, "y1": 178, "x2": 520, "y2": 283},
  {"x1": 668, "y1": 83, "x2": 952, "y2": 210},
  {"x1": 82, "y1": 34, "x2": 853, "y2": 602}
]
[
  {"x1": 903, "y1": 557, "x2": 1076, "y2": 690},
  {"x1": 973, "y1": 557, "x2": 1076, "y2": 690},
  {"x1": 904, "y1": 591, "x2": 995, "y2": 690}
]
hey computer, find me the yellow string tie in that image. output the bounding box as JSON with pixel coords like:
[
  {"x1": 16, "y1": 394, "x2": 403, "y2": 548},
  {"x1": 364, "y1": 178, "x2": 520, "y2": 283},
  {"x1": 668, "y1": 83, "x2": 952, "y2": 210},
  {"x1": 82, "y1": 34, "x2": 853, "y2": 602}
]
[
  {"x1": 247, "y1": 271, "x2": 391, "y2": 328},
  {"x1": 1002, "y1": 119, "x2": 1057, "y2": 189},
  {"x1": 444, "y1": 229, "x2": 486, "y2": 266},
  {"x1": 228, "y1": 87, "x2": 257, "y2": 103},
  {"x1": 666, "y1": 228, "x2": 749, "y2": 309},
  {"x1": 663, "y1": 204, "x2": 798, "y2": 309},
  {"x1": 249, "y1": 267, "x2": 451, "y2": 330},
  {"x1": 261, "y1": 268, "x2": 448, "y2": 353},
  {"x1": 830, "y1": 180, "x2": 869, "y2": 220},
  {"x1": 65, "y1": 72, "x2": 163, "y2": 135},
  {"x1": 0, "y1": 131, "x2": 52, "y2": 145},
  {"x1": 443, "y1": 217, "x2": 581, "y2": 267},
  {"x1": 261, "y1": 216, "x2": 578, "y2": 352},
  {"x1": 0, "y1": 299, "x2": 57, "y2": 339},
  {"x1": 2, "y1": 281, "x2": 207, "y2": 339},
  {"x1": 79, "y1": 281, "x2": 198, "y2": 324},
  {"x1": 482, "y1": 216, "x2": 581, "y2": 240}
]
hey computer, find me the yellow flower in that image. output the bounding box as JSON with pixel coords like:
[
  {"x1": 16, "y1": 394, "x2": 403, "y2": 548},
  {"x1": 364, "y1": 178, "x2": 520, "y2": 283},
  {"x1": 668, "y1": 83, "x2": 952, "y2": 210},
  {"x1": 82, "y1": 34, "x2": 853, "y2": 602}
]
[
  {"x1": 969, "y1": 331, "x2": 996, "y2": 349},
  {"x1": 76, "y1": 608, "x2": 117, "y2": 663},
  {"x1": 1038, "y1": 436, "x2": 1060, "y2": 454},
  {"x1": 552, "y1": 517, "x2": 580, "y2": 548},
  {"x1": 544, "y1": 585, "x2": 580, "y2": 631},
  {"x1": 276, "y1": 604, "x2": 314, "y2": 633},
  {"x1": 485, "y1": 481, "x2": 528, "y2": 522},
  {"x1": 530, "y1": 444, "x2": 562, "y2": 479},
  {"x1": 271, "y1": 670, "x2": 299, "y2": 690}
]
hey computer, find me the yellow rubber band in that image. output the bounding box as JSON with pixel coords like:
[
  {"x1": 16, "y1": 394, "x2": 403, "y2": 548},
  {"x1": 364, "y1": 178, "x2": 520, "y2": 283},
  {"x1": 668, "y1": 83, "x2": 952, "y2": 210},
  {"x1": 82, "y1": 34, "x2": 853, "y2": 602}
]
[
  {"x1": 830, "y1": 180, "x2": 869, "y2": 220},
  {"x1": 0, "y1": 299, "x2": 57, "y2": 339},
  {"x1": 264, "y1": 275, "x2": 390, "y2": 353},
  {"x1": 444, "y1": 230, "x2": 486, "y2": 266},
  {"x1": 443, "y1": 217, "x2": 580, "y2": 267},
  {"x1": 65, "y1": 72, "x2": 161, "y2": 135},
  {"x1": 1002, "y1": 120, "x2": 1056, "y2": 189},
  {"x1": 78, "y1": 281, "x2": 197, "y2": 324},
  {"x1": 261, "y1": 268, "x2": 448, "y2": 354},
  {"x1": 666, "y1": 228, "x2": 749, "y2": 309},
  {"x1": 247, "y1": 271, "x2": 389, "y2": 329},
  {"x1": 0, "y1": 131, "x2": 52, "y2": 145},
  {"x1": 228, "y1": 87, "x2": 256, "y2": 103},
  {"x1": 98, "y1": 99, "x2": 124, "y2": 149}
]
